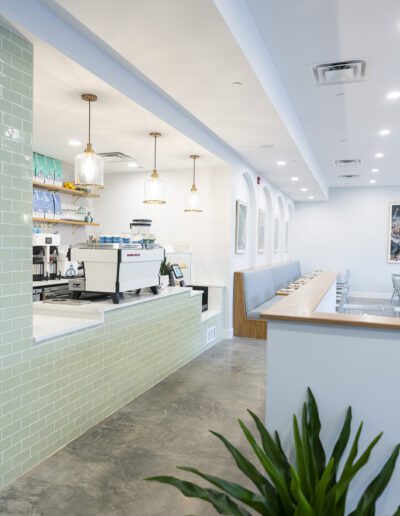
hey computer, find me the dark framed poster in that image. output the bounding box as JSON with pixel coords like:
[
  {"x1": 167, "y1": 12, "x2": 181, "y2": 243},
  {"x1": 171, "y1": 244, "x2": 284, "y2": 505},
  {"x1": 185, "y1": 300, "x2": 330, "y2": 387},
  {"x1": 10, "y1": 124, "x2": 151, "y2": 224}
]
[{"x1": 389, "y1": 203, "x2": 400, "y2": 263}]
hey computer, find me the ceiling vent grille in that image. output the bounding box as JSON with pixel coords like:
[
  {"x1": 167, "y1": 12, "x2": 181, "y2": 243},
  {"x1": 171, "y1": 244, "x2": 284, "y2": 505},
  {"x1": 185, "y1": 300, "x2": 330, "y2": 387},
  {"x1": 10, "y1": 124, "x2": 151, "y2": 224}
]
[
  {"x1": 97, "y1": 151, "x2": 135, "y2": 162},
  {"x1": 333, "y1": 159, "x2": 361, "y2": 168},
  {"x1": 337, "y1": 174, "x2": 360, "y2": 180},
  {"x1": 312, "y1": 59, "x2": 367, "y2": 85}
]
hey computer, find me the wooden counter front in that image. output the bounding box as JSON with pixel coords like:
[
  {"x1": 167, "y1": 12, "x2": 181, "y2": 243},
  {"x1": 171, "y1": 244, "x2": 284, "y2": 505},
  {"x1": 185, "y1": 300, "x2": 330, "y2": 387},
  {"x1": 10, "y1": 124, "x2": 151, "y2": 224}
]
[{"x1": 261, "y1": 271, "x2": 400, "y2": 330}]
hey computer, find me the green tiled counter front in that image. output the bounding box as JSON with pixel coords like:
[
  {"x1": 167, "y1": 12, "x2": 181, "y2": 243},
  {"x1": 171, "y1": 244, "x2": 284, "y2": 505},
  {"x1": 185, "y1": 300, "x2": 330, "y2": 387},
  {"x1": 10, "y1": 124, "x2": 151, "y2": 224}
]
[{"x1": 1, "y1": 289, "x2": 223, "y2": 487}]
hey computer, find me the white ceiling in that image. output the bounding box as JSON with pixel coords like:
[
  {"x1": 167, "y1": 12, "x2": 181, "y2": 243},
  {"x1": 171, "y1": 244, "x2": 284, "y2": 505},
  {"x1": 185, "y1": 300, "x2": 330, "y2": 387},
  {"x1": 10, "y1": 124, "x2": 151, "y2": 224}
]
[
  {"x1": 49, "y1": 0, "x2": 323, "y2": 200},
  {"x1": 246, "y1": 0, "x2": 400, "y2": 189},
  {"x1": 26, "y1": 32, "x2": 224, "y2": 176}
]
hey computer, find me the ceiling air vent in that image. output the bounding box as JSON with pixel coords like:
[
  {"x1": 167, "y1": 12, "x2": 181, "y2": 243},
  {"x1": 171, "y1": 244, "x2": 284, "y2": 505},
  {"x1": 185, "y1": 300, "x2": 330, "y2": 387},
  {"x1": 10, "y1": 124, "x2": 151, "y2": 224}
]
[
  {"x1": 97, "y1": 151, "x2": 135, "y2": 162},
  {"x1": 333, "y1": 159, "x2": 361, "y2": 168},
  {"x1": 312, "y1": 59, "x2": 367, "y2": 85},
  {"x1": 337, "y1": 174, "x2": 360, "y2": 180}
]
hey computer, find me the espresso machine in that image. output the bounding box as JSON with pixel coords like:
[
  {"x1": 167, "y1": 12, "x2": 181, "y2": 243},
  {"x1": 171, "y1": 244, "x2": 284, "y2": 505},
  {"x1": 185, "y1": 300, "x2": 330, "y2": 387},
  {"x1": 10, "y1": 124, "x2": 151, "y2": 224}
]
[{"x1": 32, "y1": 233, "x2": 61, "y2": 281}]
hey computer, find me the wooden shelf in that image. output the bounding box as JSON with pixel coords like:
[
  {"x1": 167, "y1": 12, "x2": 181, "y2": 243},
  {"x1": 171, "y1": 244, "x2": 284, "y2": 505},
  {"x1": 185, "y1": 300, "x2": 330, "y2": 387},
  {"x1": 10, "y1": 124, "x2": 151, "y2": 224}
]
[
  {"x1": 32, "y1": 181, "x2": 100, "y2": 198},
  {"x1": 33, "y1": 217, "x2": 99, "y2": 227}
]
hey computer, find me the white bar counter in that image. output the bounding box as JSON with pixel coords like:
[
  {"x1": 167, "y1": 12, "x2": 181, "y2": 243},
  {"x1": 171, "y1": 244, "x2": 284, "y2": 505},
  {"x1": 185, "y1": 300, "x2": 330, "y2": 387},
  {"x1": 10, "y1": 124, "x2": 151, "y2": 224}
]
[
  {"x1": 33, "y1": 287, "x2": 202, "y2": 343},
  {"x1": 261, "y1": 272, "x2": 400, "y2": 515}
]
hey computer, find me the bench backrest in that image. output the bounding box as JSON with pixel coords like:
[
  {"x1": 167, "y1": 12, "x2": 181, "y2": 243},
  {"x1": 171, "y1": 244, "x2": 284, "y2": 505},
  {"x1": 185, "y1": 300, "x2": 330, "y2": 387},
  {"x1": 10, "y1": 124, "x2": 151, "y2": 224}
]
[{"x1": 241, "y1": 262, "x2": 300, "y2": 313}]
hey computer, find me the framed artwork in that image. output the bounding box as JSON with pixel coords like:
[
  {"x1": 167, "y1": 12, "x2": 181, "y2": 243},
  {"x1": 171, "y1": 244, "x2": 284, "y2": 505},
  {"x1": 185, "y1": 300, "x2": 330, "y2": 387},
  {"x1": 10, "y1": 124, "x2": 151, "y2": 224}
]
[
  {"x1": 273, "y1": 217, "x2": 279, "y2": 253},
  {"x1": 257, "y1": 209, "x2": 266, "y2": 254},
  {"x1": 388, "y1": 203, "x2": 400, "y2": 263},
  {"x1": 285, "y1": 221, "x2": 289, "y2": 253},
  {"x1": 235, "y1": 200, "x2": 247, "y2": 254}
]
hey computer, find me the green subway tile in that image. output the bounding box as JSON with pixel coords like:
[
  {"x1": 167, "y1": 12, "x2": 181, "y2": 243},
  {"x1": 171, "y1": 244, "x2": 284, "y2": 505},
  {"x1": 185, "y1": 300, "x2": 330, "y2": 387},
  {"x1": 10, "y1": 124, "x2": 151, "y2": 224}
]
[
  {"x1": 2, "y1": 118, "x2": 22, "y2": 136},
  {"x1": 11, "y1": 80, "x2": 29, "y2": 97},
  {"x1": 10, "y1": 33, "x2": 32, "y2": 52},
  {"x1": 2, "y1": 39, "x2": 22, "y2": 59},
  {"x1": 10, "y1": 55, "x2": 31, "y2": 75},
  {"x1": 22, "y1": 96, "x2": 32, "y2": 110},
  {"x1": 12, "y1": 104, "x2": 30, "y2": 121},
  {"x1": 3, "y1": 137, "x2": 23, "y2": 153},
  {"x1": 3, "y1": 464, "x2": 22, "y2": 486},
  {"x1": 0, "y1": 26, "x2": 10, "y2": 40},
  {"x1": 0, "y1": 48, "x2": 12, "y2": 64},
  {"x1": 22, "y1": 72, "x2": 32, "y2": 87},
  {"x1": 2, "y1": 63, "x2": 22, "y2": 82}
]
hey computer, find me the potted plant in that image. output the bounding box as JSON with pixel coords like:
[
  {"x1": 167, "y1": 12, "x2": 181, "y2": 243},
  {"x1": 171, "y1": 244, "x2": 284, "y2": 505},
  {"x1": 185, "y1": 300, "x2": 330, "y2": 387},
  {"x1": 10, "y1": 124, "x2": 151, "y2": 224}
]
[
  {"x1": 159, "y1": 257, "x2": 171, "y2": 288},
  {"x1": 147, "y1": 388, "x2": 400, "y2": 515}
]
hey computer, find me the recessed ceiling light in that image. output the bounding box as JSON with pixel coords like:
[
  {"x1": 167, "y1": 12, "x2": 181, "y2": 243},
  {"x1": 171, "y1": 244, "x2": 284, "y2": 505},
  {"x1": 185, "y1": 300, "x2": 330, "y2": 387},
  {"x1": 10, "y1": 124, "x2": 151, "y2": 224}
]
[
  {"x1": 369, "y1": 179, "x2": 376, "y2": 184},
  {"x1": 386, "y1": 91, "x2": 400, "y2": 100},
  {"x1": 232, "y1": 81, "x2": 243, "y2": 86},
  {"x1": 291, "y1": 176, "x2": 299, "y2": 181},
  {"x1": 308, "y1": 195, "x2": 315, "y2": 200},
  {"x1": 260, "y1": 143, "x2": 274, "y2": 149},
  {"x1": 276, "y1": 160, "x2": 286, "y2": 166},
  {"x1": 69, "y1": 139, "x2": 81, "y2": 146},
  {"x1": 301, "y1": 187, "x2": 308, "y2": 192},
  {"x1": 374, "y1": 153, "x2": 384, "y2": 158},
  {"x1": 371, "y1": 168, "x2": 379, "y2": 173},
  {"x1": 379, "y1": 129, "x2": 391, "y2": 136},
  {"x1": 128, "y1": 162, "x2": 138, "y2": 168}
]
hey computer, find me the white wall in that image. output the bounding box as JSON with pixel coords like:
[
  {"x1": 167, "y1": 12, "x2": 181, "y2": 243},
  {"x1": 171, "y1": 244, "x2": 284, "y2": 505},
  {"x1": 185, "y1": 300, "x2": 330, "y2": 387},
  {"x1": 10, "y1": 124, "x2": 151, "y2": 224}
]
[
  {"x1": 267, "y1": 319, "x2": 400, "y2": 515},
  {"x1": 230, "y1": 165, "x2": 294, "y2": 272},
  {"x1": 293, "y1": 187, "x2": 400, "y2": 296},
  {"x1": 95, "y1": 165, "x2": 231, "y2": 288}
]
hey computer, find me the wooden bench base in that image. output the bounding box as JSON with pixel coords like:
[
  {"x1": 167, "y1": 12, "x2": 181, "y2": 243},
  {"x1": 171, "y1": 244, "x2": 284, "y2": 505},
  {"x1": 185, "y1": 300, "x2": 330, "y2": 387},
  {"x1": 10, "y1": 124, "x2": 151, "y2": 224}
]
[{"x1": 233, "y1": 272, "x2": 267, "y2": 339}]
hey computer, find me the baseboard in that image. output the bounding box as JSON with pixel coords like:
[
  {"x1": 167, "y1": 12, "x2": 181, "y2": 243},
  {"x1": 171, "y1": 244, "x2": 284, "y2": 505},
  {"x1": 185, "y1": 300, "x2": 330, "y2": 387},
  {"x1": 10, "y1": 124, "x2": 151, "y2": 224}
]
[
  {"x1": 224, "y1": 327, "x2": 234, "y2": 339},
  {"x1": 350, "y1": 291, "x2": 391, "y2": 300}
]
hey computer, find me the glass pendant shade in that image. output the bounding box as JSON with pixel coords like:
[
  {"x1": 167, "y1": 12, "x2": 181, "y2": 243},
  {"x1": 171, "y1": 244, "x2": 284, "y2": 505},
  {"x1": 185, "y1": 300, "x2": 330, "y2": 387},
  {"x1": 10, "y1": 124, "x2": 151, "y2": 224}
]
[
  {"x1": 75, "y1": 93, "x2": 104, "y2": 189},
  {"x1": 184, "y1": 154, "x2": 202, "y2": 212},
  {"x1": 143, "y1": 169, "x2": 166, "y2": 204},
  {"x1": 144, "y1": 132, "x2": 166, "y2": 204},
  {"x1": 75, "y1": 143, "x2": 104, "y2": 188},
  {"x1": 185, "y1": 185, "x2": 202, "y2": 212}
]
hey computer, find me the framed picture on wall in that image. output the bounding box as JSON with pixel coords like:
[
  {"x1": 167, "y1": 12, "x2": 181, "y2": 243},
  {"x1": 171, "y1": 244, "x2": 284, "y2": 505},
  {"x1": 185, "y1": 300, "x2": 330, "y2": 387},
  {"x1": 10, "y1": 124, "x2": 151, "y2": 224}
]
[
  {"x1": 257, "y1": 209, "x2": 266, "y2": 254},
  {"x1": 388, "y1": 203, "x2": 400, "y2": 263},
  {"x1": 273, "y1": 217, "x2": 279, "y2": 254},
  {"x1": 285, "y1": 221, "x2": 289, "y2": 253},
  {"x1": 235, "y1": 200, "x2": 247, "y2": 254}
]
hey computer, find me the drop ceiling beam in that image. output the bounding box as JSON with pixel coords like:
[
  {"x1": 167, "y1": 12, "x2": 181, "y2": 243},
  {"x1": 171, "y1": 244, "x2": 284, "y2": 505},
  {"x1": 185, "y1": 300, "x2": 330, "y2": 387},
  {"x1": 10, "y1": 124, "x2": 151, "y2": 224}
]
[{"x1": 213, "y1": 0, "x2": 328, "y2": 199}]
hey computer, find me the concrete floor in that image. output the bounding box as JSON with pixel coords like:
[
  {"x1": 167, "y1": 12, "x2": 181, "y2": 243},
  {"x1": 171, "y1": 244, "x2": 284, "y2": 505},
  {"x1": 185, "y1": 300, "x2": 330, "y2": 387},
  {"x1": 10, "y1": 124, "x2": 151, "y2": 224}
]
[{"x1": 0, "y1": 337, "x2": 266, "y2": 516}]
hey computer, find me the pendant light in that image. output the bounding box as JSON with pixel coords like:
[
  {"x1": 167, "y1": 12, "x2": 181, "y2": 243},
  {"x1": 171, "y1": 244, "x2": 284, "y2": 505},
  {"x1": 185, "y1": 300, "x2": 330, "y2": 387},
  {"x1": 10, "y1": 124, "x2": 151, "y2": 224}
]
[
  {"x1": 184, "y1": 154, "x2": 202, "y2": 212},
  {"x1": 143, "y1": 132, "x2": 166, "y2": 204},
  {"x1": 75, "y1": 93, "x2": 104, "y2": 188}
]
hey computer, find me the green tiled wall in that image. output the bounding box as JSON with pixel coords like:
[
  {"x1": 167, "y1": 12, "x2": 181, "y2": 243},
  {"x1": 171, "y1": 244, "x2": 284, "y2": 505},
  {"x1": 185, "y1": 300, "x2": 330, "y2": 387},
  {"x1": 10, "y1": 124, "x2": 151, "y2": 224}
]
[
  {"x1": 1, "y1": 290, "x2": 223, "y2": 487},
  {"x1": 0, "y1": 24, "x2": 224, "y2": 490},
  {"x1": 0, "y1": 25, "x2": 33, "y2": 486}
]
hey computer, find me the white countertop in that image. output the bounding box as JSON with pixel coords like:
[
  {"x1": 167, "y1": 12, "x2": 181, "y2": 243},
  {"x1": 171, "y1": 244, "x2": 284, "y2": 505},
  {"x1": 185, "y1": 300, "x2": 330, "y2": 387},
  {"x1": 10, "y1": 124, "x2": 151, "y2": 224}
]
[
  {"x1": 33, "y1": 279, "x2": 69, "y2": 288},
  {"x1": 33, "y1": 287, "x2": 199, "y2": 344}
]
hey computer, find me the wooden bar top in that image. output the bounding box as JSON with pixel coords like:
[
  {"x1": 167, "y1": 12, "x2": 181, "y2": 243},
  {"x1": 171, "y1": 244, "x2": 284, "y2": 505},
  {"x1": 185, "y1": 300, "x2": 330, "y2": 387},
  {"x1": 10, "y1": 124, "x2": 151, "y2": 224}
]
[{"x1": 260, "y1": 271, "x2": 400, "y2": 330}]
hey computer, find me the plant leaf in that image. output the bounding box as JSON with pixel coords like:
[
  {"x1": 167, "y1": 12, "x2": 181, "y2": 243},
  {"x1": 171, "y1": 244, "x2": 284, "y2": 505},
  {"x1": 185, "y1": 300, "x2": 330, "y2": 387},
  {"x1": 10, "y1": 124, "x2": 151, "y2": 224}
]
[
  {"x1": 311, "y1": 458, "x2": 335, "y2": 515},
  {"x1": 329, "y1": 407, "x2": 352, "y2": 482},
  {"x1": 239, "y1": 419, "x2": 295, "y2": 514},
  {"x1": 146, "y1": 475, "x2": 252, "y2": 515},
  {"x1": 335, "y1": 431, "x2": 383, "y2": 508},
  {"x1": 293, "y1": 414, "x2": 311, "y2": 498},
  {"x1": 352, "y1": 444, "x2": 400, "y2": 516},
  {"x1": 247, "y1": 410, "x2": 291, "y2": 483},
  {"x1": 178, "y1": 466, "x2": 276, "y2": 515},
  {"x1": 307, "y1": 388, "x2": 326, "y2": 477},
  {"x1": 289, "y1": 466, "x2": 316, "y2": 516},
  {"x1": 210, "y1": 430, "x2": 278, "y2": 504}
]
